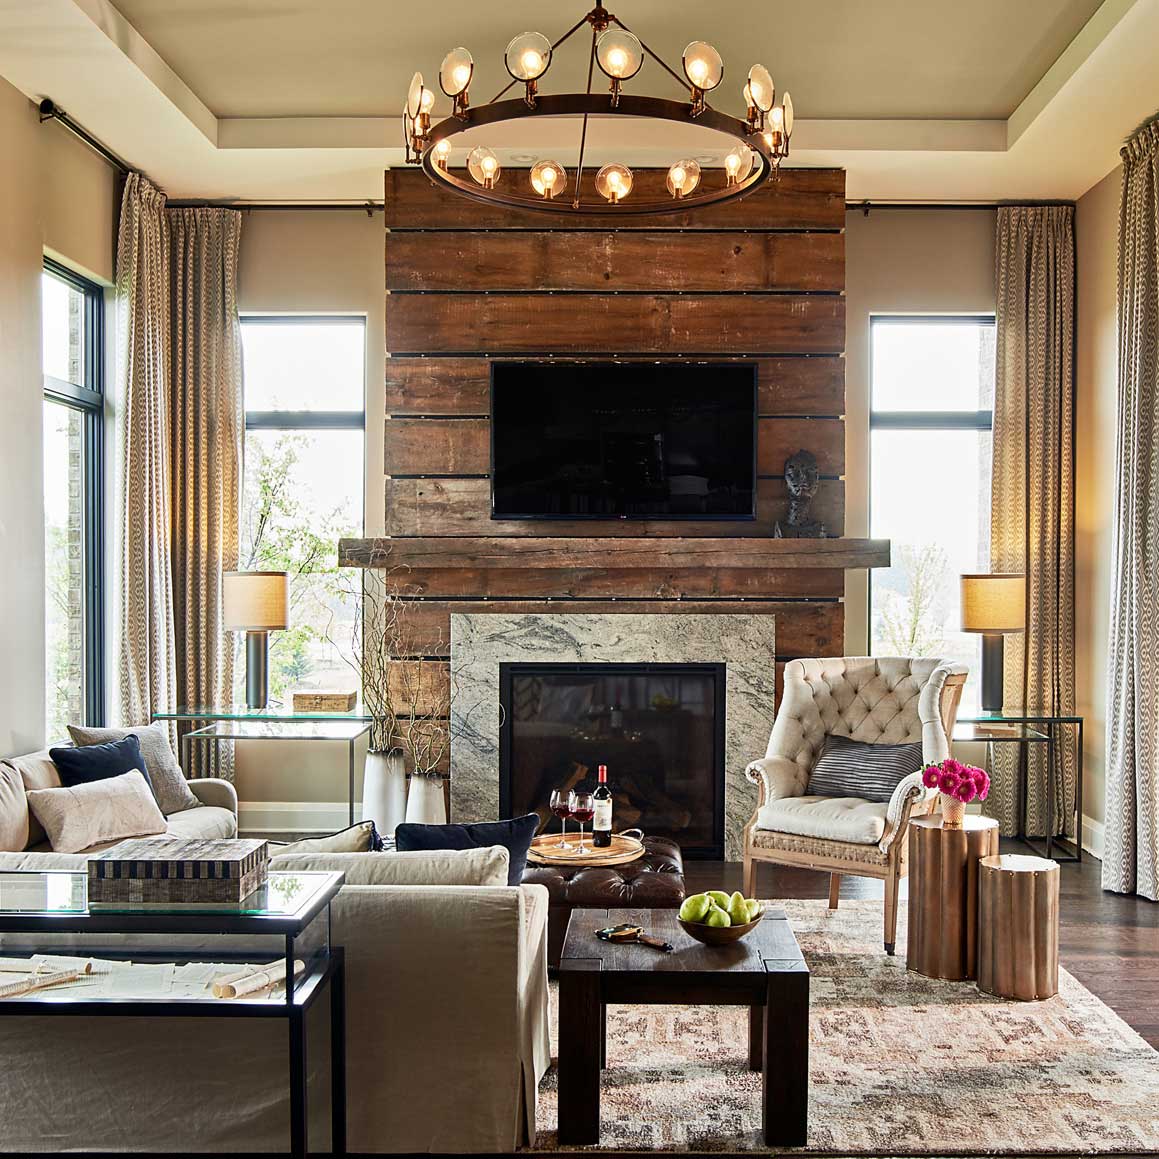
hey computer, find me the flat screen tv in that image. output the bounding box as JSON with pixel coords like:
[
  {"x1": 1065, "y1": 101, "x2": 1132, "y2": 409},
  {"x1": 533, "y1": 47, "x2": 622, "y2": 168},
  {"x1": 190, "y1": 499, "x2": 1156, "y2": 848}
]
[{"x1": 491, "y1": 362, "x2": 757, "y2": 520}]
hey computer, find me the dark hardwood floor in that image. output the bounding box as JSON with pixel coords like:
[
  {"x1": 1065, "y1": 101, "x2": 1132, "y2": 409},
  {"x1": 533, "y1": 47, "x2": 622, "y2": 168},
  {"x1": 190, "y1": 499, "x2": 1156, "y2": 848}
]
[{"x1": 688, "y1": 842, "x2": 1159, "y2": 1049}]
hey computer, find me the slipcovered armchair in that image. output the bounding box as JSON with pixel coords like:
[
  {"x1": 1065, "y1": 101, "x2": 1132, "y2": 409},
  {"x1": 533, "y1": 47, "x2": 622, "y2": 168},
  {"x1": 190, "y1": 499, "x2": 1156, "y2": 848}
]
[{"x1": 743, "y1": 657, "x2": 967, "y2": 953}]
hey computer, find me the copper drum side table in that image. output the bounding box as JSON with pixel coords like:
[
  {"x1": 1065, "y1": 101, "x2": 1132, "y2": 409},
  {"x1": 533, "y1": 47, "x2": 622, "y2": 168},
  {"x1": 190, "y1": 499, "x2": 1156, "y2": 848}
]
[
  {"x1": 907, "y1": 815, "x2": 1000, "y2": 981},
  {"x1": 977, "y1": 854, "x2": 1060, "y2": 1000}
]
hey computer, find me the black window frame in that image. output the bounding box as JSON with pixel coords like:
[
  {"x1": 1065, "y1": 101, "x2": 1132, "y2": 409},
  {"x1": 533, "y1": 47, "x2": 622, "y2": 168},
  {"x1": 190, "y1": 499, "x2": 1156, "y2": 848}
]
[
  {"x1": 867, "y1": 314, "x2": 996, "y2": 652},
  {"x1": 42, "y1": 257, "x2": 105, "y2": 729}
]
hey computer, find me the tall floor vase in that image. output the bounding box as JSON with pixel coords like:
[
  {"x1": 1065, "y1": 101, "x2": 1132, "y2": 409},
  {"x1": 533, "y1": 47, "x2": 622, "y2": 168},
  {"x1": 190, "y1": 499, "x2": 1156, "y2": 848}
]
[
  {"x1": 405, "y1": 773, "x2": 448, "y2": 825},
  {"x1": 361, "y1": 750, "x2": 408, "y2": 838}
]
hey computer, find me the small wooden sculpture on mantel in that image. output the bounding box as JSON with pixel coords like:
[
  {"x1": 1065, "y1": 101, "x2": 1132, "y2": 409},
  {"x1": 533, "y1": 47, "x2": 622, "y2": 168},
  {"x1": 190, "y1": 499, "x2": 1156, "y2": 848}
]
[{"x1": 774, "y1": 449, "x2": 827, "y2": 538}]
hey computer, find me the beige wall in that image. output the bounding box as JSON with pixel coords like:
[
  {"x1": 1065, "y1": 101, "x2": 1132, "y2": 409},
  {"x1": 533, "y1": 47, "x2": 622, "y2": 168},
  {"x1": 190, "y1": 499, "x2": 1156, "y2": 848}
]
[
  {"x1": 843, "y1": 207, "x2": 998, "y2": 652},
  {"x1": 0, "y1": 80, "x2": 116, "y2": 756},
  {"x1": 234, "y1": 208, "x2": 385, "y2": 829},
  {"x1": 0, "y1": 79, "x2": 48, "y2": 755},
  {"x1": 1075, "y1": 164, "x2": 1121, "y2": 846}
]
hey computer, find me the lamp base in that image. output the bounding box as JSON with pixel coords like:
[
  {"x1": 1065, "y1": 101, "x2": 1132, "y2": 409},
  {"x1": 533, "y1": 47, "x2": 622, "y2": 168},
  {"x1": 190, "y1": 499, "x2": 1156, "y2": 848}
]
[
  {"x1": 981, "y1": 634, "x2": 1005, "y2": 713},
  {"x1": 245, "y1": 631, "x2": 269, "y2": 710}
]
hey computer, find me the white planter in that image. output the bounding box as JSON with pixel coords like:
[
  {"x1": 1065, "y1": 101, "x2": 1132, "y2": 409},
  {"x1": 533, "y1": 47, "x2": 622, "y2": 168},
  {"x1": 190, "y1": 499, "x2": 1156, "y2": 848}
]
[
  {"x1": 405, "y1": 773, "x2": 448, "y2": 825},
  {"x1": 361, "y1": 750, "x2": 408, "y2": 837}
]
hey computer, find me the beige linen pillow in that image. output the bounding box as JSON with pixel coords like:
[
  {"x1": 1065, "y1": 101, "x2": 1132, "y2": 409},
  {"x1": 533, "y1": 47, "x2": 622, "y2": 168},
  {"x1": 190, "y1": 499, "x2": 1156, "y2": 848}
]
[
  {"x1": 271, "y1": 821, "x2": 378, "y2": 857},
  {"x1": 269, "y1": 845, "x2": 510, "y2": 886},
  {"x1": 67, "y1": 723, "x2": 200, "y2": 816},
  {"x1": 27, "y1": 771, "x2": 167, "y2": 854}
]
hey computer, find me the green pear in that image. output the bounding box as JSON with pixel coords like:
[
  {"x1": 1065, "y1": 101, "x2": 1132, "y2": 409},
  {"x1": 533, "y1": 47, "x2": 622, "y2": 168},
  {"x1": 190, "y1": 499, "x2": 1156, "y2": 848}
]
[
  {"x1": 728, "y1": 891, "x2": 750, "y2": 926},
  {"x1": 706, "y1": 890, "x2": 731, "y2": 909},
  {"x1": 679, "y1": 893, "x2": 711, "y2": 922},
  {"x1": 704, "y1": 906, "x2": 731, "y2": 928},
  {"x1": 745, "y1": 898, "x2": 762, "y2": 922}
]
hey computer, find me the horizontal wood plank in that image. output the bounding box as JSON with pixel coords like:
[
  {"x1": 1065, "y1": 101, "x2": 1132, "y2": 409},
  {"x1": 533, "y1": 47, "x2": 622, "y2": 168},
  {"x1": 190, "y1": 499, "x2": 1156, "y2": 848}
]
[
  {"x1": 385, "y1": 167, "x2": 846, "y2": 231},
  {"x1": 369, "y1": 566, "x2": 845, "y2": 600},
  {"x1": 341, "y1": 536, "x2": 888, "y2": 571},
  {"x1": 386, "y1": 231, "x2": 844, "y2": 293},
  {"x1": 392, "y1": 600, "x2": 842, "y2": 659},
  {"x1": 385, "y1": 477, "x2": 844, "y2": 537},
  {"x1": 385, "y1": 356, "x2": 844, "y2": 417},
  {"x1": 384, "y1": 417, "x2": 844, "y2": 477},
  {"x1": 386, "y1": 660, "x2": 449, "y2": 718},
  {"x1": 386, "y1": 293, "x2": 844, "y2": 355}
]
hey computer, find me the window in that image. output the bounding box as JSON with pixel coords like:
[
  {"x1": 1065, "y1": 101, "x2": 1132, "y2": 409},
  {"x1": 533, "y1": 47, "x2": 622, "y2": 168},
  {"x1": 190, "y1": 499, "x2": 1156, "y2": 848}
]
[
  {"x1": 239, "y1": 317, "x2": 365, "y2": 703},
  {"x1": 42, "y1": 261, "x2": 105, "y2": 741},
  {"x1": 869, "y1": 317, "x2": 995, "y2": 711}
]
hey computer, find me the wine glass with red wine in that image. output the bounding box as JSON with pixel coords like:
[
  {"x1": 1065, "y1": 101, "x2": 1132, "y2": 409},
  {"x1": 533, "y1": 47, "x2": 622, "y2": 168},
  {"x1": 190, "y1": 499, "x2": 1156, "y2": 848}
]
[
  {"x1": 549, "y1": 789, "x2": 571, "y2": 849},
  {"x1": 569, "y1": 789, "x2": 595, "y2": 854}
]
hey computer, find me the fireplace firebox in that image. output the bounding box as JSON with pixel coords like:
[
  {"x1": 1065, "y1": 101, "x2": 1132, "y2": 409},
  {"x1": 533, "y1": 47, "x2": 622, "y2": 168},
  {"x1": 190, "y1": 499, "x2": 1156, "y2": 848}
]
[{"x1": 499, "y1": 662, "x2": 726, "y2": 858}]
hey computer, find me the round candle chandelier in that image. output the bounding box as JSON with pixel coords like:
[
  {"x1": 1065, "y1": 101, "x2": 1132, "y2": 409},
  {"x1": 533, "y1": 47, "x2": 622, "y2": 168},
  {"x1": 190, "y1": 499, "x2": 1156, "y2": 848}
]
[{"x1": 401, "y1": 3, "x2": 794, "y2": 216}]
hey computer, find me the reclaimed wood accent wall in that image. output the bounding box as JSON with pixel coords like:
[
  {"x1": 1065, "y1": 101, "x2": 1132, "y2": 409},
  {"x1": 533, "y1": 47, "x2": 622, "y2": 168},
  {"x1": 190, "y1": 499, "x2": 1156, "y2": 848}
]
[{"x1": 377, "y1": 166, "x2": 849, "y2": 768}]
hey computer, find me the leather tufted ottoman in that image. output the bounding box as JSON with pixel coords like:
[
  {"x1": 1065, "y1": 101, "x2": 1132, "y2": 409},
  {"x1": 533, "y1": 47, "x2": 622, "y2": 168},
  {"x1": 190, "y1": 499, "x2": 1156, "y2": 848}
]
[{"x1": 521, "y1": 837, "x2": 686, "y2": 967}]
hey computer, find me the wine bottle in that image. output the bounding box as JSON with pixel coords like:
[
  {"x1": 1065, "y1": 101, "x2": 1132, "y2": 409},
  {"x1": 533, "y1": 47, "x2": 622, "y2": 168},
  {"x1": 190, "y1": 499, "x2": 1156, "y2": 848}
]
[{"x1": 593, "y1": 764, "x2": 613, "y2": 847}]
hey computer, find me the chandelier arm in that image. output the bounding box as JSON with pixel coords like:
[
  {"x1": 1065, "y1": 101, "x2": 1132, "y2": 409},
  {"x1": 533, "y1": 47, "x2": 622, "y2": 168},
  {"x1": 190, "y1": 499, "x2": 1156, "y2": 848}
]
[
  {"x1": 609, "y1": 15, "x2": 692, "y2": 98},
  {"x1": 486, "y1": 11, "x2": 594, "y2": 104},
  {"x1": 572, "y1": 25, "x2": 600, "y2": 209}
]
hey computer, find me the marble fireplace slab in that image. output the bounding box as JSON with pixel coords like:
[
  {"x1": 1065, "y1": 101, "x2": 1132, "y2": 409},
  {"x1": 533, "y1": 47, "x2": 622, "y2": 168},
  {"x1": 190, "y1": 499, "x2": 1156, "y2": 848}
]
[{"x1": 449, "y1": 612, "x2": 777, "y2": 859}]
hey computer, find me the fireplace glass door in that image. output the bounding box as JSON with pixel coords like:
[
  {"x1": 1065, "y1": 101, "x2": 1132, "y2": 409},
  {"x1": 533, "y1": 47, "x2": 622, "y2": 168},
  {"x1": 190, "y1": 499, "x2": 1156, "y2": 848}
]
[{"x1": 499, "y1": 663, "x2": 725, "y2": 858}]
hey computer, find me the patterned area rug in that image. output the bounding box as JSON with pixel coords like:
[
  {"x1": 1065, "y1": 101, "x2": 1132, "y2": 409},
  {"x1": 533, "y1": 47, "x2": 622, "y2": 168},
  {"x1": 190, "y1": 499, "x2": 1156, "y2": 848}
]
[{"x1": 534, "y1": 899, "x2": 1159, "y2": 1154}]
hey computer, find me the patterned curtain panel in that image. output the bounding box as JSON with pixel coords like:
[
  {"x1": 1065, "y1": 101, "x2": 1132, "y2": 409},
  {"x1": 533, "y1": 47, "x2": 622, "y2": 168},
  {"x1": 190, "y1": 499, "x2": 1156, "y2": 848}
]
[
  {"x1": 988, "y1": 206, "x2": 1077, "y2": 840},
  {"x1": 1104, "y1": 120, "x2": 1159, "y2": 900},
  {"x1": 116, "y1": 174, "x2": 178, "y2": 726},
  {"x1": 167, "y1": 208, "x2": 244, "y2": 757}
]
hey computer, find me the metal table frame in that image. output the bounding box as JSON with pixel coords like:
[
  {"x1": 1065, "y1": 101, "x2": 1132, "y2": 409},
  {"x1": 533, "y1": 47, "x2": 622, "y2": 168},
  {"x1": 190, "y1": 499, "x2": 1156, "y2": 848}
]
[
  {"x1": 955, "y1": 710, "x2": 1084, "y2": 862},
  {"x1": 0, "y1": 870, "x2": 346, "y2": 1156}
]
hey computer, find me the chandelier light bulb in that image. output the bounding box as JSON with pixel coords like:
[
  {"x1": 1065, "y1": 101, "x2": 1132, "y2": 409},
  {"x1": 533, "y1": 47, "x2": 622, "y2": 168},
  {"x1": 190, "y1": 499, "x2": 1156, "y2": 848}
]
[
  {"x1": 467, "y1": 146, "x2": 501, "y2": 188},
  {"x1": 505, "y1": 32, "x2": 552, "y2": 81},
  {"x1": 666, "y1": 158, "x2": 701, "y2": 199},
  {"x1": 769, "y1": 105, "x2": 785, "y2": 133},
  {"x1": 747, "y1": 64, "x2": 775, "y2": 113},
  {"x1": 530, "y1": 158, "x2": 568, "y2": 199},
  {"x1": 596, "y1": 163, "x2": 634, "y2": 204},
  {"x1": 723, "y1": 144, "x2": 754, "y2": 185},
  {"x1": 595, "y1": 29, "x2": 644, "y2": 80},
  {"x1": 439, "y1": 47, "x2": 474, "y2": 101},
  {"x1": 432, "y1": 138, "x2": 451, "y2": 167},
  {"x1": 419, "y1": 87, "x2": 435, "y2": 114},
  {"x1": 682, "y1": 41, "x2": 723, "y2": 92}
]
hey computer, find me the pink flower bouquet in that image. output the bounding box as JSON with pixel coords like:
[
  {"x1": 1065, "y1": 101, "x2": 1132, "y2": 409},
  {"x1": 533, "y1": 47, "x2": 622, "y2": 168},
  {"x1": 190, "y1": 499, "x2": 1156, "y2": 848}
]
[{"x1": 922, "y1": 758, "x2": 989, "y2": 827}]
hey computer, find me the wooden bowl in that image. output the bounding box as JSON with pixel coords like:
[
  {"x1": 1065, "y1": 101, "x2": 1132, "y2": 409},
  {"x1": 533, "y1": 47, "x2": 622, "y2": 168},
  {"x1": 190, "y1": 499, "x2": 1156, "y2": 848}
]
[{"x1": 679, "y1": 907, "x2": 764, "y2": 946}]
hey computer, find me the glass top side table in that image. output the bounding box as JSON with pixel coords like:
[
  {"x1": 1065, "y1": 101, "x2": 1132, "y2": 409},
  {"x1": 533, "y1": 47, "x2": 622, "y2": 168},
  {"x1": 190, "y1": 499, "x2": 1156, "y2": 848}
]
[
  {"x1": 953, "y1": 707, "x2": 1084, "y2": 863},
  {"x1": 153, "y1": 708, "x2": 373, "y2": 828}
]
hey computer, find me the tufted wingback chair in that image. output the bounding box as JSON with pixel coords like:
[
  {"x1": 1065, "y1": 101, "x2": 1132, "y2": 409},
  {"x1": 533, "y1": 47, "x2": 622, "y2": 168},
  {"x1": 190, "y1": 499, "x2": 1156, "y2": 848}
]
[{"x1": 743, "y1": 657, "x2": 967, "y2": 954}]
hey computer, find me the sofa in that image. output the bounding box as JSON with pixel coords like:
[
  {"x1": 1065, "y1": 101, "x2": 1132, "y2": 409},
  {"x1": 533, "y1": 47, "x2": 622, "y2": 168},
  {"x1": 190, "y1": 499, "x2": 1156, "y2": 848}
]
[
  {"x1": 0, "y1": 841, "x2": 551, "y2": 1153},
  {"x1": 0, "y1": 747, "x2": 238, "y2": 852}
]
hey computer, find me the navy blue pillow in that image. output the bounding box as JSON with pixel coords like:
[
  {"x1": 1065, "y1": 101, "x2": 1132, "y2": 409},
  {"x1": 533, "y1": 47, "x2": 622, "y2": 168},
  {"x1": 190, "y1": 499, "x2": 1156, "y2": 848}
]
[
  {"x1": 49, "y1": 734, "x2": 152, "y2": 794},
  {"x1": 394, "y1": 814, "x2": 539, "y2": 886}
]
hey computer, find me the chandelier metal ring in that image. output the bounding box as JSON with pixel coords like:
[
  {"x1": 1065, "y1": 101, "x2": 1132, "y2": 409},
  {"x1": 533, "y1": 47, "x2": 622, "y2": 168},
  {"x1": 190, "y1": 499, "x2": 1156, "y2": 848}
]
[
  {"x1": 420, "y1": 95, "x2": 774, "y2": 216},
  {"x1": 403, "y1": 3, "x2": 794, "y2": 216}
]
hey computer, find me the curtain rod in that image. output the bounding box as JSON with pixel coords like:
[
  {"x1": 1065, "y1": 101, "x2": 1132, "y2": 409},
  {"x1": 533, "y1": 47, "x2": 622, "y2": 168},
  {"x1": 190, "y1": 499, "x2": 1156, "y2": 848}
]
[
  {"x1": 38, "y1": 99, "x2": 133, "y2": 176},
  {"x1": 167, "y1": 201, "x2": 383, "y2": 214},
  {"x1": 848, "y1": 199, "x2": 1077, "y2": 213}
]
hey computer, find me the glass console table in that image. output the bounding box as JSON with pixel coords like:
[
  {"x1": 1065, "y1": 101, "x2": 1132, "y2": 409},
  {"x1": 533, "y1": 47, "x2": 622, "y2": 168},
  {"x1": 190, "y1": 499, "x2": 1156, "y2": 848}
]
[
  {"x1": 0, "y1": 869, "x2": 345, "y2": 1156},
  {"x1": 954, "y1": 708, "x2": 1084, "y2": 862},
  {"x1": 153, "y1": 706, "x2": 373, "y2": 828}
]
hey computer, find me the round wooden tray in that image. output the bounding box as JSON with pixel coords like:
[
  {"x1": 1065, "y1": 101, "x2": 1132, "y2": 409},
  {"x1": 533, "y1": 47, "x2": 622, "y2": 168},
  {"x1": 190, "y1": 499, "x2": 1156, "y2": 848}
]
[{"x1": 527, "y1": 832, "x2": 645, "y2": 868}]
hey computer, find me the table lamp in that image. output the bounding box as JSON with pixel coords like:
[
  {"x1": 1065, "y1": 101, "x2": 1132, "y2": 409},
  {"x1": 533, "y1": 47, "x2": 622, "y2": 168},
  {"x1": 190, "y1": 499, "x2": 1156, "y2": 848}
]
[
  {"x1": 960, "y1": 573, "x2": 1025, "y2": 713},
  {"x1": 223, "y1": 571, "x2": 290, "y2": 709}
]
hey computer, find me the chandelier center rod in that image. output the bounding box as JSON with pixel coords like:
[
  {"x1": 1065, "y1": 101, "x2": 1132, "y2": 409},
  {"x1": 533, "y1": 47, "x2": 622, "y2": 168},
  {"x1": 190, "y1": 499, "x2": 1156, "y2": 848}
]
[{"x1": 571, "y1": 25, "x2": 601, "y2": 210}]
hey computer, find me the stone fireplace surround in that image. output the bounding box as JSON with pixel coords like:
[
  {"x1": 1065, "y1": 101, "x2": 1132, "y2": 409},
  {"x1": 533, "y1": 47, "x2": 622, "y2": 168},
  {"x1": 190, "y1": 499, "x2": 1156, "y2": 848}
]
[{"x1": 449, "y1": 612, "x2": 777, "y2": 859}]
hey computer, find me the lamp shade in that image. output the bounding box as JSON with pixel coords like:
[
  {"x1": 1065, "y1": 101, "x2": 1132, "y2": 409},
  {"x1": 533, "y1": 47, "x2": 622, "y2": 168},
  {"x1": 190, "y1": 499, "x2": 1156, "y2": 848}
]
[
  {"x1": 223, "y1": 571, "x2": 289, "y2": 631},
  {"x1": 960, "y1": 573, "x2": 1025, "y2": 633}
]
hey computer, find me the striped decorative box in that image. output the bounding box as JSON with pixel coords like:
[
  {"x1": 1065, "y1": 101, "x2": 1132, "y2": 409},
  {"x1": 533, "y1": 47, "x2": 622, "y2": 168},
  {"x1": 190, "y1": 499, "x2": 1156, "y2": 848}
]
[{"x1": 87, "y1": 839, "x2": 269, "y2": 905}]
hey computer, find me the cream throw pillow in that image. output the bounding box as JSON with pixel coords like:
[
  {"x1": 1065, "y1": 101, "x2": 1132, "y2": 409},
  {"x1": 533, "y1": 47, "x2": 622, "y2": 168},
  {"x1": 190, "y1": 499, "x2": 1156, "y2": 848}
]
[
  {"x1": 27, "y1": 771, "x2": 167, "y2": 854},
  {"x1": 271, "y1": 820, "x2": 378, "y2": 857},
  {"x1": 269, "y1": 845, "x2": 511, "y2": 886}
]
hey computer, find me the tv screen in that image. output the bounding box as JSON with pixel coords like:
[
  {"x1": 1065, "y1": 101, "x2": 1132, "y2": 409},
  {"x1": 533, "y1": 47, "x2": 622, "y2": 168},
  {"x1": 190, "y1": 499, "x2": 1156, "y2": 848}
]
[{"x1": 491, "y1": 362, "x2": 757, "y2": 520}]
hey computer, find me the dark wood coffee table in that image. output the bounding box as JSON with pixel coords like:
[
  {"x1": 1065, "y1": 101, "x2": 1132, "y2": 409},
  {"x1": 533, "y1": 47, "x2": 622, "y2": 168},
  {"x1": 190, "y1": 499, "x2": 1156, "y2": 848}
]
[{"x1": 557, "y1": 906, "x2": 809, "y2": 1147}]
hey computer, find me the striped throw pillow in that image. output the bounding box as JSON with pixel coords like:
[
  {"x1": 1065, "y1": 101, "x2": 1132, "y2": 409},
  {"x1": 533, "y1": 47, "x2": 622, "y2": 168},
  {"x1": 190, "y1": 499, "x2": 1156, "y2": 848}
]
[{"x1": 805, "y1": 734, "x2": 924, "y2": 803}]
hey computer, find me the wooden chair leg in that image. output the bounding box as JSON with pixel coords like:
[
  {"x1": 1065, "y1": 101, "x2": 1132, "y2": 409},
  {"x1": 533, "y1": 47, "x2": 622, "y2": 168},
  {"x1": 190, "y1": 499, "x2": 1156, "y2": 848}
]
[
  {"x1": 743, "y1": 853, "x2": 758, "y2": 898},
  {"x1": 828, "y1": 873, "x2": 841, "y2": 910},
  {"x1": 883, "y1": 864, "x2": 901, "y2": 955}
]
